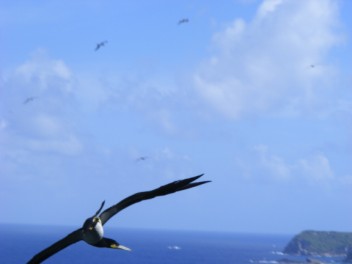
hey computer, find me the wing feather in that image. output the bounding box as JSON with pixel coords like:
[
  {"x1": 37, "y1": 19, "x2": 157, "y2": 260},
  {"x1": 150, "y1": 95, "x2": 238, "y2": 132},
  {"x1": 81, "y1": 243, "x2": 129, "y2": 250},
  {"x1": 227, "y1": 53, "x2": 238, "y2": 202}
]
[
  {"x1": 99, "y1": 174, "x2": 210, "y2": 225},
  {"x1": 27, "y1": 228, "x2": 83, "y2": 264}
]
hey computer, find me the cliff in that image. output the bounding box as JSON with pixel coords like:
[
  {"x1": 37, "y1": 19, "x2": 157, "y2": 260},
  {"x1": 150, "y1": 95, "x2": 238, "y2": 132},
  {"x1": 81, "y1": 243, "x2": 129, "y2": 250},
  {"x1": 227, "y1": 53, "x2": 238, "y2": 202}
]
[{"x1": 283, "y1": 230, "x2": 352, "y2": 256}]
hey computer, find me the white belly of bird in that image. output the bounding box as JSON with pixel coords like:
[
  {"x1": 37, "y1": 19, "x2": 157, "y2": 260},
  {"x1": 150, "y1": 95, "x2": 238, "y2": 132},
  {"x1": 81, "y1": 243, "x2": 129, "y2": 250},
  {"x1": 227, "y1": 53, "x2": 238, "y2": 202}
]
[{"x1": 83, "y1": 221, "x2": 104, "y2": 245}]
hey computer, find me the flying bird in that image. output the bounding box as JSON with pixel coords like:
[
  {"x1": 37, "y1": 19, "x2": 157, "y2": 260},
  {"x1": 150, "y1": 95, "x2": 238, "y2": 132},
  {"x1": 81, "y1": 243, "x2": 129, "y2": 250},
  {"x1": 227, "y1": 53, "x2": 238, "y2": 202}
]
[
  {"x1": 136, "y1": 156, "x2": 148, "y2": 162},
  {"x1": 27, "y1": 174, "x2": 210, "y2": 263},
  {"x1": 178, "y1": 18, "x2": 189, "y2": 25},
  {"x1": 95, "y1": 40, "x2": 108, "y2": 51},
  {"x1": 23, "y1": 96, "x2": 38, "y2": 105}
]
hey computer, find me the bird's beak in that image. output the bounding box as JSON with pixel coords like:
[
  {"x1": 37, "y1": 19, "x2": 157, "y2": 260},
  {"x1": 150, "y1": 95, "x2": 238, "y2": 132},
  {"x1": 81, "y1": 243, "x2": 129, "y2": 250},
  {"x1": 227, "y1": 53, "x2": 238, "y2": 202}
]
[
  {"x1": 111, "y1": 244, "x2": 132, "y2": 251},
  {"x1": 119, "y1": 245, "x2": 132, "y2": 251}
]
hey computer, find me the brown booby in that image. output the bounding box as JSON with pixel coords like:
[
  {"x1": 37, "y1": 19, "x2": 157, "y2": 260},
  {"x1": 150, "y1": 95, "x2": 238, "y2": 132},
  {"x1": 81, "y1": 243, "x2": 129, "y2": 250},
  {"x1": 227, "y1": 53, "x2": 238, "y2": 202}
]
[{"x1": 27, "y1": 174, "x2": 210, "y2": 263}]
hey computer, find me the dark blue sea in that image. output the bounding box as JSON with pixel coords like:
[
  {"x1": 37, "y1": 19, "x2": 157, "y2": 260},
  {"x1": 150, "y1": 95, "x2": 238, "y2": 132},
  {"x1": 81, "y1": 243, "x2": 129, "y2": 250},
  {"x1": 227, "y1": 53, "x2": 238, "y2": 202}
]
[{"x1": 0, "y1": 224, "x2": 345, "y2": 263}]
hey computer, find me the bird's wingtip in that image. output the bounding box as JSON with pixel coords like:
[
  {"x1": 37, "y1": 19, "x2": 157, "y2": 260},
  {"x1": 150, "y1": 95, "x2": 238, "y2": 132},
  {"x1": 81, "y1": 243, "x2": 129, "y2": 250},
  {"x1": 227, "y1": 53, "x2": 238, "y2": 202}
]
[{"x1": 193, "y1": 173, "x2": 205, "y2": 179}]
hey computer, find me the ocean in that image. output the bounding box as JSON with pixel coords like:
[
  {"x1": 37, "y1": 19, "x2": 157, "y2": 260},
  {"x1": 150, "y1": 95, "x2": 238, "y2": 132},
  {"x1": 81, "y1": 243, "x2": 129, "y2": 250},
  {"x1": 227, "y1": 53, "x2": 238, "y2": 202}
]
[{"x1": 0, "y1": 224, "x2": 345, "y2": 264}]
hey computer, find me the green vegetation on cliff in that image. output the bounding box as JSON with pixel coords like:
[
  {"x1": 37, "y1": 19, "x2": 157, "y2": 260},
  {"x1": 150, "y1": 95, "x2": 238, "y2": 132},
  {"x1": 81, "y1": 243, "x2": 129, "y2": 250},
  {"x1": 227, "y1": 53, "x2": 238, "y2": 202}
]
[{"x1": 283, "y1": 230, "x2": 352, "y2": 256}]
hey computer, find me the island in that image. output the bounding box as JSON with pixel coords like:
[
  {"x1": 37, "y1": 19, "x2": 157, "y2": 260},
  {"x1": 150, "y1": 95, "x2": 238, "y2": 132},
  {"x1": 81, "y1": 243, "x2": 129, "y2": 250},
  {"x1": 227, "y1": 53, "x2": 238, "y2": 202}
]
[{"x1": 282, "y1": 230, "x2": 352, "y2": 261}]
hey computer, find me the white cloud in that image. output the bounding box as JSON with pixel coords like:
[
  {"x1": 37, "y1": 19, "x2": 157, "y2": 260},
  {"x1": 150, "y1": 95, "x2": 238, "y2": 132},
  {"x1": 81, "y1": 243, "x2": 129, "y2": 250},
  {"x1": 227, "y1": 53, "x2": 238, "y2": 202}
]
[
  {"x1": 257, "y1": 0, "x2": 283, "y2": 18},
  {"x1": 1, "y1": 48, "x2": 190, "y2": 172},
  {"x1": 1, "y1": 51, "x2": 82, "y2": 157},
  {"x1": 32, "y1": 114, "x2": 65, "y2": 137},
  {"x1": 297, "y1": 153, "x2": 334, "y2": 183},
  {"x1": 151, "y1": 109, "x2": 177, "y2": 135},
  {"x1": 15, "y1": 49, "x2": 73, "y2": 93},
  {"x1": 194, "y1": 0, "x2": 343, "y2": 119},
  {"x1": 26, "y1": 134, "x2": 82, "y2": 156},
  {"x1": 254, "y1": 144, "x2": 291, "y2": 181},
  {"x1": 212, "y1": 19, "x2": 246, "y2": 53},
  {"x1": 24, "y1": 114, "x2": 83, "y2": 155},
  {"x1": 238, "y1": 145, "x2": 337, "y2": 186}
]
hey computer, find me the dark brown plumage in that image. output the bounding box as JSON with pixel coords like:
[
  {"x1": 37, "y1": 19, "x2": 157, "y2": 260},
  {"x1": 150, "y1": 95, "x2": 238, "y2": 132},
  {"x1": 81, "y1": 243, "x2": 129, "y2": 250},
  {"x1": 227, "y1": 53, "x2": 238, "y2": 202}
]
[{"x1": 27, "y1": 174, "x2": 210, "y2": 263}]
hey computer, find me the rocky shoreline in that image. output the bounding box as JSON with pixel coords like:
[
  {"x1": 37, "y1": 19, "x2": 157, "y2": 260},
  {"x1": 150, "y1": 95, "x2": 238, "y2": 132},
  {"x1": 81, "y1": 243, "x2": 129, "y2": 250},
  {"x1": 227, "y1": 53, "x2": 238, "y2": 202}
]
[
  {"x1": 282, "y1": 230, "x2": 352, "y2": 263},
  {"x1": 277, "y1": 258, "x2": 326, "y2": 264}
]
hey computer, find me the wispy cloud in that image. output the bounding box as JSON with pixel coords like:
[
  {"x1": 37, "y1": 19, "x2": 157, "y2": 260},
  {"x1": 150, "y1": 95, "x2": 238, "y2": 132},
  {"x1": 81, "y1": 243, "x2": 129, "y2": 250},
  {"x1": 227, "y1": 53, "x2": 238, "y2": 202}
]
[
  {"x1": 254, "y1": 144, "x2": 291, "y2": 181},
  {"x1": 1, "y1": 50, "x2": 82, "y2": 158},
  {"x1": 237, "y1": 144, "x2": 338, "y2": 186},
  {"x1": 257, "y1": 0, "x2": 283, "y2": 18},
  {"x1": 297, "y1": 153, "x2": 334, "y2": 183},
  {"x1": 194, "y1": 0, "x2": 343, "y2": 119},
  {"x1": 0, "y1": 48, "x2": 196, "y2": 188},
  {"x1": 14, "y1": 49, "x2": 73, "y2": 93}
]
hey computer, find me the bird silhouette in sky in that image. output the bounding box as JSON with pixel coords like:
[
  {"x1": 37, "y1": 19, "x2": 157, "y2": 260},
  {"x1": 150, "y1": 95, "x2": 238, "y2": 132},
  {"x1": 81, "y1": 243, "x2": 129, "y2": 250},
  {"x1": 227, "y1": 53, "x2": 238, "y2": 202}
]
[
  {"x1": 23, "y1": 96, "x2": 38, "y2": 105},
  {"x1": 95, "y1": 40, "x2": 108, "y2": 51},
  {"x1": 136, "y1": 156, "x2": 148, "y2": 162},
  {"x1": 178, "y1": 18, "x2": 189, "y2": 25}
]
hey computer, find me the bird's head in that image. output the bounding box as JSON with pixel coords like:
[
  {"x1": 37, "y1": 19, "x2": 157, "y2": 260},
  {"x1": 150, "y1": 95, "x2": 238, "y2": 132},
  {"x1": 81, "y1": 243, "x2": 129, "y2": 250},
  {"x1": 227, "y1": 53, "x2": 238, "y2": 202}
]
[
  {"x1": 83, "y1": 216, "x2": 102, "y2": 231},
  {"x1": 83, "y1": 201, "x2": 105, "y2": 231}
]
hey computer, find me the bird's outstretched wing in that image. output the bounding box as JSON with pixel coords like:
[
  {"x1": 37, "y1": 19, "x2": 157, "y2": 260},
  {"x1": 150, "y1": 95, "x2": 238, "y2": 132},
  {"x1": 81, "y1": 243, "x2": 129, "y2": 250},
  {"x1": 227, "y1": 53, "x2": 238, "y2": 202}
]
[
  {"x1": 178, "y1": 18, "x2": 189, "y2": 24},
  {"x1": 27, "y1": 228, "x2": 83, "y2": 264},
  {"x1": 23, "y1": 96, "x2": 38, "y2": 105},
  {"x1": 95, "y1": 40, "x2": 108, "y2": 51},
  {"x1": 99, "y1": 174, "x2": 209, "y2": 225}
]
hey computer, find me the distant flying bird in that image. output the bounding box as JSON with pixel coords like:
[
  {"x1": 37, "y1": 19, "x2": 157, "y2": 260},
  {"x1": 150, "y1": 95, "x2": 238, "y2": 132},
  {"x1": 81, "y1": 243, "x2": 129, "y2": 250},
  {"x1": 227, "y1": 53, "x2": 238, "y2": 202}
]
[
  {"x1": 136, "y1": 156, "x2": 148, "y2": 162},
  {"x1": 178, "y1": 18, "x2": 189, "y2": 25},
  {"x1": 27, "y1": 174, "x2": 210, "y2": 263},
  {"x1": 309, "y1": 63, "x2": 321, "y2": 69},
  {"x1": 95, "y1": 40, "x2": 108, "y2": 51},
  {"x1": 23, "y1": 96, "x2": 38, "y2": 105}
]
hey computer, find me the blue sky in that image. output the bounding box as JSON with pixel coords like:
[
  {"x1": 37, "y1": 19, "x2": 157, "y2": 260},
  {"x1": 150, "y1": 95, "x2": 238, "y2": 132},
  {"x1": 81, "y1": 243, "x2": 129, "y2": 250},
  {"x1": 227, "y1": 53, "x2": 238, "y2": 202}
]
[{"x1": 1, "y1": 0, "x2": 352, "y2": 235}]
